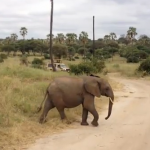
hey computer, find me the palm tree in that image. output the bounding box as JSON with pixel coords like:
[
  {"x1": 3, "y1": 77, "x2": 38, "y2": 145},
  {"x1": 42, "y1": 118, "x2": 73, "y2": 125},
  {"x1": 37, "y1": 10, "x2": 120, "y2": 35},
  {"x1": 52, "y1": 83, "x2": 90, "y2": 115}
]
[
  {"x1": 126, "y1": 27, "x2": 137, "y2": 45},
  {"x1": 49, "y1": 0, "x2": 56, "y2": 71},
  {"x1": 20, "y1": 27, "x2": 27, "y2": 40},
  {"x1": 138, "y1": 35, "x2": 150, "y2": 45},
  {"x1": 5, "y1": 37, "x2": 11, "y2": 44},
  {"x1": 109, "y1": 32, "x2": 117, "y2": 40},
  {"x1": 20, "y1": 27, "x2": 27, "y2": 54},
  {"x1": 56, "y1": 33, "x2": 66, "y2": 44},
  {"x1": 66, "y1": 33, "x2": 77, "y2": 45},
  {"x1": 79, "y1": 31, "x2": 88, "y2": 59},
  {"x1": 104, "y1": 35, "x2": 110, "y2": 43},
  {"x1": 47, "y1": 33, "x2": 54, "y2": 44},
  {"x1": 11, "y1": 33, "x2": 18, "y2": 42}
]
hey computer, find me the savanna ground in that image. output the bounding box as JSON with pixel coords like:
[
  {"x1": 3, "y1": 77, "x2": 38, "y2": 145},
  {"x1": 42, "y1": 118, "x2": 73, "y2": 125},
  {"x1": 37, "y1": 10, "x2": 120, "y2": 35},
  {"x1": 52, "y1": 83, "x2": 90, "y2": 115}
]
[{"x1": 0, "y1": 54, "x2": 148, "y2": 150}]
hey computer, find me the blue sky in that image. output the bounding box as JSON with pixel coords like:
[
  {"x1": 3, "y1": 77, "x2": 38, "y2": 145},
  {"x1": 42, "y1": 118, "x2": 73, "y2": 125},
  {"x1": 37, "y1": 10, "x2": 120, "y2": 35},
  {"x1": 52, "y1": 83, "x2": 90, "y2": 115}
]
[{"x1": 0, "y1": 0, "x2": 149, "y2": 39}]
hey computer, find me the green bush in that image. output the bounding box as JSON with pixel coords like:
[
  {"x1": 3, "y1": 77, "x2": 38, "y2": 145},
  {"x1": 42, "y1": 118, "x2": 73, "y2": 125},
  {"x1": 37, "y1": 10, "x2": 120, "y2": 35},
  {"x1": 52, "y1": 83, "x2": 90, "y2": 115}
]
[
  {"x1": 69, "y1": 62, "x2": 94, "y2": 75},
  {"x1": 32, "y1": 58, "x2": 44, "y2": 65},
  {"x1": 0, "y1": 57, "x2": 4, "y2": 63},
  {"x1": 74, "y1": 56, "x2": 79, "y2": 59},
  {"x1": 31, "y1": 58, "x2": 44, "y2": 69},
  {"x1": 31, "y1": 64, "x2": 43, "y2": 69},
  {"x1": 20, "y1": 55, "x2": 28, "y2": 66},
  {"x1": 92, "y1": 58, "x2": 106, "y2": 72},
  {"x1": 69, "y1": 65, "x2": 82, "y2": 75},
  {"x1": 0, "y1": 53, "x2": 7, "y2": 59},
  {"x1": 44, "y1": 54, "x2": 50, "y2": 59},
  {"x1": 127, "y1": 56, "x2": 139, "y2": 63},
  {"x1": 138, "y1": 57, "x2": 150, "y2": 74},
  {"x1": 69, "y1": 58, "x2": 105, "y2": 75},
  {"x1": 94, "y1": 49, "x2": 111, "y2": 59}
]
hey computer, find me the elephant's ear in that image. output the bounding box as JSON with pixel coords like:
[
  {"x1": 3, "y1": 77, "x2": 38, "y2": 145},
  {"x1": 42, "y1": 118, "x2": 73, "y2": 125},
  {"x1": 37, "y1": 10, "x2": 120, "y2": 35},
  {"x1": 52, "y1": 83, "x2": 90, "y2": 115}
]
[{"x1": 84, "y1": 78, "x2": 101, "y2": 97}]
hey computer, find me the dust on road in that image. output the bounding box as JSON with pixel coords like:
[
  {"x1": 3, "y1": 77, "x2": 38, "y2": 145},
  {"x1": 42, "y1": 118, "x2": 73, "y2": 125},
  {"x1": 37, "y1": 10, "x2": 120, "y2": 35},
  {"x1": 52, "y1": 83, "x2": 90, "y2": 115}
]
[{"x1": 26, "y1": 74, "x2": 150, "y2": 150}]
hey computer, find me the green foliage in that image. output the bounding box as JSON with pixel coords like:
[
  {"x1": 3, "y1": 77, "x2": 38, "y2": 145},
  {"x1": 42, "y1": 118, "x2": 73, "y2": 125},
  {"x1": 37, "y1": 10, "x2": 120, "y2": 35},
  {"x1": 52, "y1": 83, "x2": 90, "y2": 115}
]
[
  {"x1": 1, "y1": 44, "x2": 16, "y2": 54},
  {"x1": 69, "y1": 58, "x2": 105, "y2": 75},
  {"x1": 31, "y1": 58, "x2": 44, "y2": 69},
  {"x1": 92, "y1": 58, "x2": 106, "y2": 72},
  {"x1": 138, "y1": 57, "x2": 150, "y2": 74},
  {"x1": 20, "y1": 54, "x2": 28, "y2": 66},
  {"x1": 0, "y1": 53, "x2": 7, "y2": 59},
  {"x1": 68, "y1": 46, "x2": 75, "y2": 56},
  {"x1": 32, "y1": 58, "x2": 44, "y2": 65},
  {"x1": 95, "y1": 48, "x2": 112, "y2": 59},
  {"x1": 119, "y1": 45, "x2": 149, "y2": 62},
  {"x1": 52, "y1": 44, "x2": 68, "y2": 59},
  {"x1": 0, "y1": 57, "x2": 4, "y2": 63},
  {"x1": 137, "y1": 45, "x2": 150, "y2": 54},
  {"x1": 74, "y1": 56, "x2": 79, "y2": 59},
  {"x1": 127, "y1": 56, "x2": 140, "y2": 63},
  {"x1": 69, "y1": 62, "x2": 94, "y2": 75},
  {"x1": 107, "y1": 41, "x2": 119, "y2": 49},
  {"x1": 77, "y1": 47, "x2": 87, "y2": 55},
  {"x1": 44, "y1": 53, "x2": 50, "y2": 59}
]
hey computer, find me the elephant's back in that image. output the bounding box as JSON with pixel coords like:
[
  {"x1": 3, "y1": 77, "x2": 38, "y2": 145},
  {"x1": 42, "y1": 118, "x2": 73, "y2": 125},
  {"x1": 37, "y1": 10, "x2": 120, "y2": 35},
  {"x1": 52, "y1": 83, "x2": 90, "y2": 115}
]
[
  {"x1": 49, "y1": 76, "x2": 84, "y2": 107},
  {"x1": 54, "y1": 76, "x2": 83, "y2": 86}
]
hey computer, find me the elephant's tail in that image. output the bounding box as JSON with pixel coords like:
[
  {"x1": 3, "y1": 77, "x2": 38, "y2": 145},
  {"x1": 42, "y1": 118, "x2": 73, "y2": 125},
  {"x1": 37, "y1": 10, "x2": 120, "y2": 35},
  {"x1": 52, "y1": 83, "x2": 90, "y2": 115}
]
[{"x1": 36, "y1": 85, "x2": 49, "y2": 113}]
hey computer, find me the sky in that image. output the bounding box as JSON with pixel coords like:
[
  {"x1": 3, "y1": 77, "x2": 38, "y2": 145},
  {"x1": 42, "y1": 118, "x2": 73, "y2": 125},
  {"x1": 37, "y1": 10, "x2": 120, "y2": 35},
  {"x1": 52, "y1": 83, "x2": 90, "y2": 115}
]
[{"x1": 0, "y1": 0, "x2": 150, "y2": 40}]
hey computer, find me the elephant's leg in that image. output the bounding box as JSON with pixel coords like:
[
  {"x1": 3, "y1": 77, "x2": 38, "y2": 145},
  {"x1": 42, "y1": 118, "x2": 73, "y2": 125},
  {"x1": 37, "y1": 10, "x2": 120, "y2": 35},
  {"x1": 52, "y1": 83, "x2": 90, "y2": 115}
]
[
  {"x1": 81, "y1": 105, "x2": 89, "y2": 126},
  {"x1": 39, "y1": 97, "x2": 55, "y2": 124},
  {"x1": 88, "y1": 107, "x2": 99, "y2": 127},
  {"x1": 57, "y1": 107, "x2": 66, "y2": 120},
  {"x1": 56, "y1": 107, "x2": 71, "y2": 124},
  {"x1": 84, "y1": 95, "x2": 99, "y2": 127}
]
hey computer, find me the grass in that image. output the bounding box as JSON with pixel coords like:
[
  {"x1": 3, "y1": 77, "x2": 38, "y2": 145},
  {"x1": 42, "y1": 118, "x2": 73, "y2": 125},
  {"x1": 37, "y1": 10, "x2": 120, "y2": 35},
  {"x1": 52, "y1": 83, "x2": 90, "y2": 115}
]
[
  {"x1": 0, "y1": 55, "x2": 122, "y2": 150},
  {"x1": 105, "y1": 55, "x2": 141, "y2": 77}
]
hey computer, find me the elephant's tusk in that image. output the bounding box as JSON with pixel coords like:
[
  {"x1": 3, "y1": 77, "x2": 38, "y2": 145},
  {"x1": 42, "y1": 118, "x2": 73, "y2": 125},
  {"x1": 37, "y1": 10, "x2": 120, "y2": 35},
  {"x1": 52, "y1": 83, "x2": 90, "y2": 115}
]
[{"x1": 109, "y1": 97, "x2": 114, "y2": 104}]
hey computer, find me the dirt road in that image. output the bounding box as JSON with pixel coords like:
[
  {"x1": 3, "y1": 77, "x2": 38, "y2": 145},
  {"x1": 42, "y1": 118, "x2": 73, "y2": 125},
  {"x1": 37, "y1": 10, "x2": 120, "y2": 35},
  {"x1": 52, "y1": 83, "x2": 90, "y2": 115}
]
[{"x1": 27, "y1": 74, "x2": 150, "y2": 150}]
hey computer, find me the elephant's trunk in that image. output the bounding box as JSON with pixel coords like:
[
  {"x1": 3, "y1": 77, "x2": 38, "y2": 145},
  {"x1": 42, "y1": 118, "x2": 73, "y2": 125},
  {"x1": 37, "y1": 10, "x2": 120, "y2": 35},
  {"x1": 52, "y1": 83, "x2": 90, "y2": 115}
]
[{"x1": 105, "y1": 95, "x2": 114, "y2": 120}]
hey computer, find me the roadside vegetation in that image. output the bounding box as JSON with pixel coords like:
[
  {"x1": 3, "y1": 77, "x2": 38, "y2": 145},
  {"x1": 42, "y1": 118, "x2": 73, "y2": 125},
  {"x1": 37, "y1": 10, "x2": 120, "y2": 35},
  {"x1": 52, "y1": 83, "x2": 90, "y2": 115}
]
[{"x1": 1, "y1": 26, "x2": 150, "y2": 149}]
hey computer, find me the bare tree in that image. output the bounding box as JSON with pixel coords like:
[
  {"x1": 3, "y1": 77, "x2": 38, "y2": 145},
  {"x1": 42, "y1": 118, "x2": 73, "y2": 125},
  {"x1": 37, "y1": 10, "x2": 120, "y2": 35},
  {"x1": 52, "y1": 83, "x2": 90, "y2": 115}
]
[{"x1": 50, "y1": 0, "x2": 56, "y2": 71}]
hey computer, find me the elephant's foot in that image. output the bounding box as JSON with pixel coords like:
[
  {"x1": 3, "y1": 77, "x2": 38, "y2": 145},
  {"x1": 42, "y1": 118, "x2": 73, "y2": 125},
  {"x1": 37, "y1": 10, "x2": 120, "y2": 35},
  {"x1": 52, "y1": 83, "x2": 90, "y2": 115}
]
[
  {"x1": 62, "y1": 119, "x2": 71, "y2": 124},
  {"x1": 81, "y1": 121, "x2": 89, "y2": 126},
  {"x1": 39, "y1": 117, "x2": 47, "y2": 124},
  {"x1": 91, "y1": 121, "x2": 99, "y2": 127}
]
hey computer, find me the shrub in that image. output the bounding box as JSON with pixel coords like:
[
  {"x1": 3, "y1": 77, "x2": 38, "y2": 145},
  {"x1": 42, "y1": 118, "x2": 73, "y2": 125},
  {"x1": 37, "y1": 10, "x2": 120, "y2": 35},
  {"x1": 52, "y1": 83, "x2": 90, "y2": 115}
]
[
  {"x1": 31, "y1": 58, "x2": 44, "y2": 69},
  {"x1": 138, "y1": 57, "x2": 150, "y2": 74},
  {"x1": 44, "y1": 53, "x2": 50, "y2": 59},
  {"x1": 94, "y1": 49, "x2": 111, "y2": 59},
  {"x1": 69, "y1": 62, "x2": 94, "y2": 75},
  {"x1": 0, "y1": 57, "x2": 4, "y2": 63},
  {"x1": 69, "y1": 64, "x2": 82, "y2": 75},
  {"x1": 127, "y1": 56, "x2": 140, "y2": 63},
  {"x1": 92, "y1": 58, "x2": 106, "y2": 72},
  {"x1": 74, "y1": 56, "x2": 79, "y2": 59},
  {"x1": 32, "y1": 64, "x2": 43, "y2": 69},
  {"x1": 0, "y1": 53, "x2": 7, "y2": 59},
  {"x1": 126, "y1": 51, "x2": 148, "y2": 60},
  {"x1": 69, "y1": 58, "x2": 105, "y2": 75},
  {"x1": 20, "y1": 54, "x2": 28, "y2": 66},
  {"x1": 32, "y1": 58, "x2": 44, "y2": 65}
]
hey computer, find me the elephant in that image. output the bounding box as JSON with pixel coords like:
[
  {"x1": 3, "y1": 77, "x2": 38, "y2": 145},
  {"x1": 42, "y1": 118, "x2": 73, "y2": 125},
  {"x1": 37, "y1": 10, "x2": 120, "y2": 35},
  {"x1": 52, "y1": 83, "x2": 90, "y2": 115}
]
[
  {"x1": 89, "y1": 74, "x2": 100, "y2": 78},
  {"x1": 37, "y1": 75, "x2": 114, "y2": 127}
]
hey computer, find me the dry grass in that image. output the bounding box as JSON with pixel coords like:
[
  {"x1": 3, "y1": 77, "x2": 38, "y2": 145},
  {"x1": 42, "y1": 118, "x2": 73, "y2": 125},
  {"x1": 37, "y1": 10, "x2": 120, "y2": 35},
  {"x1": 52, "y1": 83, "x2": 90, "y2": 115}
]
[
  {"x1": 105, "y1": 55, "x2": 140, "y2": 77},
  {"x1": 0, "y1": 56, "x2": 122, "y2": 150}
]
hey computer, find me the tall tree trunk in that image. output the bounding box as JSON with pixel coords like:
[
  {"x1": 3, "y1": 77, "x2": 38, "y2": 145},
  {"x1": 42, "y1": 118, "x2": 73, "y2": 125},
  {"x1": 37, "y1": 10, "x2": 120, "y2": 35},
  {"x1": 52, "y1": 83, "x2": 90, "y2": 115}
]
[
  {"x1": 50, "y1": 0, "x2": 56, "y2": 71},
  {"x1": 84, "y1": 44, "x2": 86, "y2": 62},
  {"x1": 92, "y1": 16, "x2": 95, "y2": 57},
  {"x1": 23, "y1": 36, "x2": 25, "y2": 55}
]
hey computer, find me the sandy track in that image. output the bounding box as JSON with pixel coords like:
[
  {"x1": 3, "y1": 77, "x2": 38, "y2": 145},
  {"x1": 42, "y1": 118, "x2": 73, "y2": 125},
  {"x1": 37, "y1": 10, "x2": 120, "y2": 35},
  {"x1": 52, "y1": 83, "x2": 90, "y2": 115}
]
[{"x1": 27, "y1": 74, "x2": 150, "y2": 150}]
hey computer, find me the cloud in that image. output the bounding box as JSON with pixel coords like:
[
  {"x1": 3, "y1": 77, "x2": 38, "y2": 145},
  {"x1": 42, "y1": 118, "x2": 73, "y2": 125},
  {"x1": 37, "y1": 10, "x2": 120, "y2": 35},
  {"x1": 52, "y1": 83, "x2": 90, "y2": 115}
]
[{"x1": 0, "y1": 0, "x2": 150, "y2": 39}]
